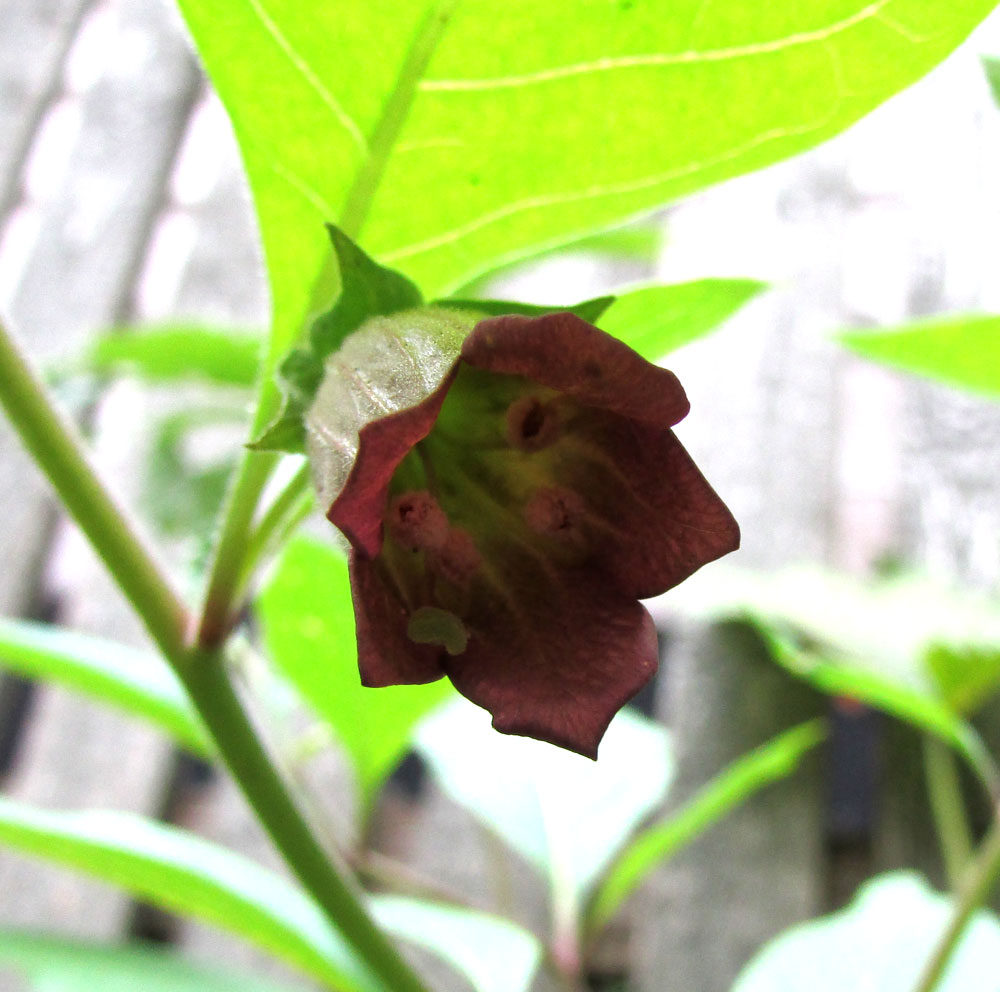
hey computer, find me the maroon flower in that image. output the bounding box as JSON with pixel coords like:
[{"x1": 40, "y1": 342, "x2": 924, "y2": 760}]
[{"x1": 323, "y1": 311, "x2": 739, "y2": 757}]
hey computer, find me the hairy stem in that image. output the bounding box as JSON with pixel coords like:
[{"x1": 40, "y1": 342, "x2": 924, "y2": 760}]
[{"x1": 913, "y1": 813, "x2": 1000, "y2": 992}]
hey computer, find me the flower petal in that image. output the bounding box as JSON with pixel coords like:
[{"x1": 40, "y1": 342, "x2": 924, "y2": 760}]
[
  {"x1": 461, "y1": 312, "x2": 690, "y2": 427},
  {"x1": 445, "y1": 565, "x2": 659, "y2": 758},
  {"x1": 350, "y1": 553, "x2": 446, "y2": 686},
  {"x1": 328, "y1": 366, "x2": 458, "y2": 557},
  {"x1": 558, "y1": 412, "x2": 740, "y2": 599}
]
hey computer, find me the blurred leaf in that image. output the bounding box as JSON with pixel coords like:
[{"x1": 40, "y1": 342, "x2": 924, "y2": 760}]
[
  {"x1": 928, "y1": 643, "x2": 1000, "y2": 716},
  {"x1": 984, "y1": 56, "x2": 1000, "y2": 108},
  {"x1": 586, "y1": 718, "x2": 826, "y2": 934},
  {"x1": 669, "y1": 567, "x2": 1000, "y2": 784},
  {"x1": 599, "y1": 278, "x2": 766, "y2": 360},
  {"x1": 0, "y1": 617, "x2": 207, "y2": 756},
  {"x1": 415, "y1": 698, "x2": 672, "y2": 902},
  {"x1": 732, "y1": 872, "x2": 1000, "y2": 992},
  {"x1": 0, "y1": 799, "x2": 378, "y2": 991},
  {"x1": 259, "y1": 536, "x2": 454, "y2": 812},
  {"x1": 146, "y1": 410, "x2": 239, "y2": 539},
  {"x1": 89, "y1": 326, "x2": 261, "y2": 388},
  {"x1": 0, "y1": 930, "x2": 304, "y2": 992},
  {"x1": 838, "y1": 314, "x2": 1000, "y2": 399},
  {"x1": 176, "y1": 0, "x2": 995, "y2": 365},
  {"x1": 673, "y1": 567, "x2": 1000, "y2": 715},
  {"x1": 371, "y1": 897, "x2": 541, "y2": 992}
]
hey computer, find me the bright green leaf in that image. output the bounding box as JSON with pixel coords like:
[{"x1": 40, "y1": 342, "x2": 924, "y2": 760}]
[
  {"x1": 258, "y1": 536, "x2": 454, "y2": 812},
  {"x1": 838, "y1": 314, "x2": 1000, "y2": 399},
  {"x1": 0, "y1": 930, "x2": 305, "y2": 992},
  {"x1": 0, "y1": 798, "x2": 378, "y2": 992},
  {"x1": 599, "y1": 278, "x2": 766, "y2": 360},
  {"x1": 586, "y1": 719, "x2": 826, "y2": 935},
  {"x1": 984, "y1": 56, "x2": 1000, "y2": 107},
  {"x1": 415, "y1": 698, "x2": 672, "y2": 902},
  {"x1": 370, "y1": 898, "x2": 541, "y2": 992},
  {"x1": 732, "y1": 872, "x2": 1000, "y2": 992},
  {"x1": 89, "y1": 325, "x2": 261, "y2": 388},
  {"x1": 926, "y1": 643, "x2": 1000, "y2": 717},
  {"x1": 176, "y1": 0, "x2": 995, "y2": 364},
  {"x1": 0, "y1": 616, "x2": 208, "y2": 756}
]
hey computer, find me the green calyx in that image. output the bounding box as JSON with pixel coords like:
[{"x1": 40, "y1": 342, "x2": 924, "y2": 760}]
[{"x1": 251, "y1": 224, "x2": 619, "y2": 459}]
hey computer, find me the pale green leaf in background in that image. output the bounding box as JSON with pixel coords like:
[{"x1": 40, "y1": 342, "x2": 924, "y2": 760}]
[
  {"x1": 598, "y1": 278, "x2": 766, "y2": 360},
  {"x1": 259, "y1": 536, "x2": 454, "y2": 812},
  {"x1": 669, "y1": 566, "x2": 1000, "y2": 718},
  {"x1": 415, "y1": 698, "x2": 673, "y2": 903},
  {"x1": 0, "y1": 931, "x2": 306, "y2": 992},
  {"x1": 984, "y1": 55, "x2": 1000, "y2": 106},
  {"x1": 175, "y1": 0, "x2": 997, "y2": 362},
  {"x1": 838, "y1": 314, "x2": 1000, "y2": 399},
  {"x1": 89, "y1": 325, "x2": 262, "y2": 388},
  {"x1": 0, "y1": 617, "x2": 208, "y2": 756},
  {"x1": 667, "y1": 568, "x2": 1000, "y2": 790},
  {"x1": 0, "y1": 799, "x2": 539, "y2": 992},
  {"x1": 732, "y1": 872, "x2": 1000, "y2": 992},
  {"x1": 0, "y1": 798, "x2": 377, "y2": 992},
  {"x1": 586, "y1": 718, "x2": 827, "y2": 935},
  {"x1": 370, "y1": 898, "x2": 542, "y2": 992}
]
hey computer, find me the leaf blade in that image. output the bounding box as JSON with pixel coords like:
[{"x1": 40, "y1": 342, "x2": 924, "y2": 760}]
[
  {"x1": 586, "y1": 718, "x2": 827, "y2": 934},
  {"x1": 0, "y1": 799, "x2": 376, "y2": 992},
  {"x1": 88, "y1": 326, "x2": 262, "y2": 388},
  {"x1": 838, "y1": 314, "x2": 1000, "y2": 399},
  {"x1": 0, "y1": 930, "x2": 305, "y2": 992},
  {"x1": 0, "y1": 617, "x2": 209, "y2": 756}
]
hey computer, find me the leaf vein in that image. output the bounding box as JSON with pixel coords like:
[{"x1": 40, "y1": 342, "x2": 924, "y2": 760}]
[
  {"x1": 420, "y1": 0, "x2": 894, "y2": 92},
  {"x1": 246, "y1": 0, "x2": 368, "y2": 151}
]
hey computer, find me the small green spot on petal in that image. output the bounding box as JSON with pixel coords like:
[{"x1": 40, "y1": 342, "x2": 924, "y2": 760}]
[{"x1": 407, "y1": 606, "x2": 469, "y2": 656}]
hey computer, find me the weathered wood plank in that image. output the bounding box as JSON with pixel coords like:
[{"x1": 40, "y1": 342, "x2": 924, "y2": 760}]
[
  {"x1": 0, "y1": 0, "x2": 202, "y2": 943},
  {"x1": 0, "y1": 0, "x2": 90, "y2": 221}
]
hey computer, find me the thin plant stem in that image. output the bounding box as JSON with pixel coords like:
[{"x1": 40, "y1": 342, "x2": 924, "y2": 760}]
[
  {"x1": 0, "y1": 315, "x2": 431, "y2": 992},
  {"x1": 913, "y1": 813, "x2": 1000, "y2": 992},
  {"x1": 0, "y1": 317, "x2": 189, "y2": 658},
  {"x1": 237, "y1": 461, "x2": 314, "y2": 594},
  {"x1": 924, "y1": 736, "x2": 974, "y2": 889},
  {"x1": 179, "y1": 654, "x2": 432, "y2": 992},
  {"x1": 195, "y1": 378, "x2": 281, "y2": 648}
]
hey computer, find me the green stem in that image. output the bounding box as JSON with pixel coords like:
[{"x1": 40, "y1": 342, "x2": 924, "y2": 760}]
[
  {"x1": 179, "y1": 654, "x2": 431, "y2": 992},
  {"x1": 0, "y1": 315, "x2": 431, "y2": 992},
  {"x1": 237, "y1": 462, "x2": 314, "y2": 594},
  {"x1": 913, "y1": 814, "x2": 1000, "y2": 992},
  {"x1": 195, "y1": 378, "x2": 282, "y2": 648},
  {"x1": 924, "y1": 736, "x2": 974, "y2": 889},
  {"x1": 0, "y1": 317, "x2": 189, "y2": 658}
]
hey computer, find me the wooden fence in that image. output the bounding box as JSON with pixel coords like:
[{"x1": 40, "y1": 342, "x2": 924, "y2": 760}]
[{"x1": 2, "y1": 1, "x2": 1000, "y2": 990}]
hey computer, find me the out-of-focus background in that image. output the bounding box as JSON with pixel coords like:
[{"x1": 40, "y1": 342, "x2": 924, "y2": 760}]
[{"x1": 2, "y1": 0, "x2": 1000, "y2": 989}]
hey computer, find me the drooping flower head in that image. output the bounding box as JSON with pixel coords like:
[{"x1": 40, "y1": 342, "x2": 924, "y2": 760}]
[{"x1": 308, "y1": 307, "x2": 739, "y2": 758}]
